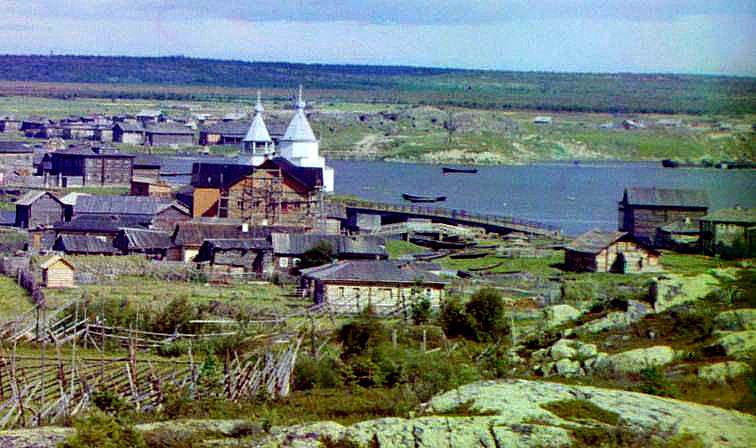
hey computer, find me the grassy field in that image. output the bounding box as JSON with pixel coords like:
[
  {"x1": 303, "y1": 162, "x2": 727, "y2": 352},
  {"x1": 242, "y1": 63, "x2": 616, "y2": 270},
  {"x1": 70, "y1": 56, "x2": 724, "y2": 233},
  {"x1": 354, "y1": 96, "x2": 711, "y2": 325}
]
[
  {"x1": 384, "y1": 240, "x2": 426, "y2": 259},
  {"x1": 439, "y1": 251, "x2": 564, "y2": 276}
]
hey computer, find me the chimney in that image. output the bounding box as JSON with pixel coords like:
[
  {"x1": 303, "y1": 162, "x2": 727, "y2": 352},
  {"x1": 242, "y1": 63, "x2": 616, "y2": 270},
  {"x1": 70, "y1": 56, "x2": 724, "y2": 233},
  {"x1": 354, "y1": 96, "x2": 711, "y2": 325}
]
[{"x1": 241, "y1": 223, "x2": 249, "y2": 233}]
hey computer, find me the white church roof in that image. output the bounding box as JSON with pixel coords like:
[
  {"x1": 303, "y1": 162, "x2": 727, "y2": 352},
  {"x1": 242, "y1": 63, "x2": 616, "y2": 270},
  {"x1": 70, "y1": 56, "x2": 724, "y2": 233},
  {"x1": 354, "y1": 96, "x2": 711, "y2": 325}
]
[
  {"x1": 243, "y1": 92, "x2": 272, "y2": 143},
  {"x1": 282, "y1": 86, "x2": 317, "y2": 142}
]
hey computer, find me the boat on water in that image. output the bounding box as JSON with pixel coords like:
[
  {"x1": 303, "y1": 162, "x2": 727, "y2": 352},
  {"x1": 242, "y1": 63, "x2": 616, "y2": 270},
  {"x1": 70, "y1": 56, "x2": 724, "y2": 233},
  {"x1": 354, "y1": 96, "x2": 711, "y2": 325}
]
[
  {"x1": 402, "y1": 193, "x2": 447, "y2": 203},
  {"x1": 442, "y1": 167, "x2": 478, "y2": 174},
  {"x1": 661, "y1": 159, "x2": 679, "y2": 168}
]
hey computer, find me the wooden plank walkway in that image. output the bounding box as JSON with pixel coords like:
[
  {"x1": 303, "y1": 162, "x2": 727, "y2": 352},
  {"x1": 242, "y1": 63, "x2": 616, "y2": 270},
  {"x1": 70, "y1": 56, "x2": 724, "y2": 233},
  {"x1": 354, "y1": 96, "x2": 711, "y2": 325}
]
[{"x1": 338, "y1": 199, "x2": 562, "y2": 238}]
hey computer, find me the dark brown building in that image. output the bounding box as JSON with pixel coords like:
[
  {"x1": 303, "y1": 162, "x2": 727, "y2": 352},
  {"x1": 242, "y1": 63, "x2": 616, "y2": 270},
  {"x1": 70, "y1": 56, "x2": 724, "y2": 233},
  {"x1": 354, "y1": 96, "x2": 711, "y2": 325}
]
[
  {"x1": 113, "y1": 122, "x2": 145, "y2": 145},
  {"x1": 144, "y1": 123, "x2": 194, "y2": 147},
  {"x1": 618, "y1": 187, "x2": 709, "y2": 246},
  {"x1": 40, "y1": 145, "x2": 135, "y2": 187},
  {"x1": 190, "y1": 157, "x2": 323, "y2": 227},
  {"x1": 14, "y1": 190, "x2": 65, "y2": 229},
  {"x1": 0, "y1": 141, "x2": 35, "y2": 175},
  {"x1": 73, "y1": 195, "x2": 191, "y2": 232},
  {"x1": 114, "y1": 228, "x2": 174, "y2": 259}
]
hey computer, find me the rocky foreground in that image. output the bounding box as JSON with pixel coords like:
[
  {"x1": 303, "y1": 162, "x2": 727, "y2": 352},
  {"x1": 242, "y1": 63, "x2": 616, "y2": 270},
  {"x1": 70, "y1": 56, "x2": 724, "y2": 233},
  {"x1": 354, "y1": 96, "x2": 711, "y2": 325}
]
[
  {"x1": 261, "y1": 380, "x2": 756, "y2": 447},
  {"x1": 4, "y1": 379, "x2": 751, "y2": 447}
]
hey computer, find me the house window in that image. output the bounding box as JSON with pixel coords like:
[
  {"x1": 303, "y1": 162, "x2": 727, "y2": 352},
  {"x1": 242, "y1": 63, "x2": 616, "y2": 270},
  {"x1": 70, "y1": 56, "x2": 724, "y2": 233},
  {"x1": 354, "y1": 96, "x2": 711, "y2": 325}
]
[
  {"x1": 425, "y1": 288, "x2": 432, "y2": 297},
  {"x1": 338, "y1": 287, "x2": 344, "y2": 298},
  {"x1": 383, "y1": 288, "x2": 393, "y2": 300},
  {"x1": 353, "y1": 288, "x2": 361, "y2": 299}
]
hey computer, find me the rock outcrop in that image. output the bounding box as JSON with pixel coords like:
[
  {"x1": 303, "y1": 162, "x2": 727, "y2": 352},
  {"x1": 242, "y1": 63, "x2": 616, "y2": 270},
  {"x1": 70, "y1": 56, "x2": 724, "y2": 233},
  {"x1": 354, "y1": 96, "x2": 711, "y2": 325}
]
[
  {"x1": 595, "y1": 345, "x2": 676, "y2": 375},
  {"x1": 715, "y1": 309, "x2": 756, "y2": 332},
  {"x1": 698, "y1": 361, "x2": 752, "y2": 384},
  {"x1": 262, "y1": 380, "x2": 756, "y2": 447}
]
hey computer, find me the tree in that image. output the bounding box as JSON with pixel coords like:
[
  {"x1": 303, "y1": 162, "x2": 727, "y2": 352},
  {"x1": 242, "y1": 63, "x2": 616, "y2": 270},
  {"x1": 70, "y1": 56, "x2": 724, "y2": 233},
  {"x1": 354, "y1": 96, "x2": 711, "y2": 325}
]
[
  {"x1": 298, "y1": 240, "x2": 335, "y2": 270},
  {"x1": 438, "y1": 297, "x2": 473, "y2": 338},
  {"x1": 465, "y1": 287, "x2": 508, "y2": 341}
]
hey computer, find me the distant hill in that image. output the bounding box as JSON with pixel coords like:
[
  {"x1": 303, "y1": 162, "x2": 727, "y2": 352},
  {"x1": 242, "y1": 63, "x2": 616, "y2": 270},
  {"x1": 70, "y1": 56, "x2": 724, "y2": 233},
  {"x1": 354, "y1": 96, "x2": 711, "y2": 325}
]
[{"x1": 1, "y1": 55, "x2": 754, "y2": 114}]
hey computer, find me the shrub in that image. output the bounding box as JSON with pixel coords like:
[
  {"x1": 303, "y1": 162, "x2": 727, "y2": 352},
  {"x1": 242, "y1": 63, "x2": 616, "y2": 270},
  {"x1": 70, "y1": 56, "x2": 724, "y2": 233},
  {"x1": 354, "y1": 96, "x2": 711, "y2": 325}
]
[
  {"x1": 438, "y1": 297, "x2": 473, "y2": 338},
  {"x1": 410, "y1": 295, "x2": 432, "y2": 325},
  {"x1": 465, "y1": 287, "x2": 508, "y2": 341},
  {"x1": 59, "y1": 410, "x2": 146, "y2": 448},
  {"x1": 337, "y1": 309, "x2": 386, "y2": 358},
  {"x1": 143, "y1": 429, "x2": 197, "y2": 448},
  {"x1": 638, "y1": 366, "x2": 678, "y2": 398},
  {"x1": 151, "y1": 296, "x2": 198, "y2": 334},
  {"x1": 92, "y1": 390, "x2": 129, "y2": 416},
  {"x1": 298, "y1": 240, "x2": 335, "y2": 270},
  {"x1": 293, "y1": 355, "x2": 344, "y2": 391},
  {"x1": 156, "y1": 340, "x2": 189, "y2": 358}
]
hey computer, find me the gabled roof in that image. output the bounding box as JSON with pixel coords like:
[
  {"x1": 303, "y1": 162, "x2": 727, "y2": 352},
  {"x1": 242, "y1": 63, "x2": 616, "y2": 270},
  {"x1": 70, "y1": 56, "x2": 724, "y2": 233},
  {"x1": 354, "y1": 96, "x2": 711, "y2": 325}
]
[
  {"x1": 16, "y1": 190, "x2": 62, "y2": 206},
  {"x1": 114, "y1": 122, "x2": 144, "y2": 132},
  {"x1": 53, "y1": 234, "x2": 116, "y2": 254},
  {"x1": 144, "y1": 123, "x2": 194, "y2": 135},
  {"x1": 172, "y1": 222, "x2": 302, "y2": 246},
  {"x1": 132, "y1": 154, "x2": 162, "y2": 168},
  {"x1": 39, "y1": 254, "x2": 74, "y2": 270},
  {"x1": 261, "y1": 157, "x2": 323, "y2": 190},
  {"x1": 301, "y1": 260, "x2": 447, "y2": 285},
  {"x1": 272, "y1": 233, "x2": 386, "y2": 257},
  {"x1": 0, "y1": 141, "x2": 34, "y2": 154},
  {"x1": 118, "y1": 228, "x2": 174, "y2": 249},
  {"x1": 622, "y1": 187, "x2": 709, "y2": 208},
  {"x1": 54, "y1": 215, "x2": 149, "y2": 233},
  {"x1": 201, "y1": 120, "x2": 251, "y2": 136},
  {"x1": 565, "y1": 229, "x2": 655, "y2": 254},
  {"x1": 700, "y1": 207, "x2": 756, "y2": 224},
  {"x1": 53, "y1": 144, "x2": 135, "y2": 158},
  {"x1": 75, "y1": 195, "x2": 173, "y2": 216},
  {"x1": 59, "y1": 192, "x2": 91, "y2": 207},
  {"x1": 191, "y1": 162, "x2": 254, "y2": 189},
  {"x1": 201, "y1": 238, "x2": 272, "y2": 251}
]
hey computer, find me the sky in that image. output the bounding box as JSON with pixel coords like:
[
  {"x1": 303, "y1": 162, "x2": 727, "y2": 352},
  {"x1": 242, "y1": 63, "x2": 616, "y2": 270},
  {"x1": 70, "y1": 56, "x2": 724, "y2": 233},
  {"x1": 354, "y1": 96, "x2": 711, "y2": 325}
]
[{"x1": 1, "y1": 1, "x2": 754, "y2": 75}]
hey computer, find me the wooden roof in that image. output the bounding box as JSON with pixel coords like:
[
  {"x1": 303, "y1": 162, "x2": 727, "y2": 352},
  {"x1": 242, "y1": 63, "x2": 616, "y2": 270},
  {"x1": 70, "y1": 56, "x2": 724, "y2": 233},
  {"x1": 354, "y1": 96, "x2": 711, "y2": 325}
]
[
  {"x1": 700, "y1": 207, "x2": 756, "y2": 224},
  {"x1": 39, "y1": 254, "x2": 74, "y2": 270},
  {"x1": 15, "y1": 190, "x2": 62, "y2": 207},
  {"x1": 622, "y1": 187, "x2": 708, "y2": 208},
  {"x1": 300, "y1": 260, "x2": 447, "y2": 285},
  {"x1": 566, "y1": 229, "x2": 659, "y2": 255}
]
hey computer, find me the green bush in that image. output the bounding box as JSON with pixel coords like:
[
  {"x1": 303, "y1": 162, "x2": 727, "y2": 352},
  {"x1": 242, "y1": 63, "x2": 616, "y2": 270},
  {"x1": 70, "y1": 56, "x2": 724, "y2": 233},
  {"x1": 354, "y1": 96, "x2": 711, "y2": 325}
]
[
  {"x1": 151, "y1": 296, "x2": 198, "y2": 334},
  {"x1": 293, "y1": 355, "x2": 344, "y2": 391},
  {"x1": 337, "y1": 309, "x2": 386, "y2": 358},
  {"x1": 92, "y1": 390, "x2": 129, "y2": 416},
  {"x1": 59, "y1": 410, "x2": 146, "y2": 448},
  {"x1": 143, "y1": 429, "x2": 197, "y2": 448},
  {"x1": 438, "y1": 297, "x2": 473, "y2": 338},
  {"x1": 638, "y1": 366, "x2": 678, "y2": 398},
  {"x1": 465, "y1": 287, "x2": 508, "y2": 341},
  {"x1": 156, "y1": 340, "x2": 189, "y2": 358},
  {"x1": 410, "y1": 295, "x2": 432, "y2": 325},
  {"x1": 298, "y1": 240, "x2": 335, "y2": 270}
]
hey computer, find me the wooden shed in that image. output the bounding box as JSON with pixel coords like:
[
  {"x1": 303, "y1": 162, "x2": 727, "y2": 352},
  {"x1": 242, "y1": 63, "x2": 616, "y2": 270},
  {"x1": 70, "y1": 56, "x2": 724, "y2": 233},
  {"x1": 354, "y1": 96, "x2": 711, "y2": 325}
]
[
  {"x1": 14, "y1": 190, "x2": 65, "y2": 229},
  {"x1": 618, "y1": 187, "x2": 709, "y2": 246},
  {"x1": 565, "y1": 229, "x2": 660, "y2": 273},
  {"x1": 40, "y1": 255, "x2": 75, "y2": 288}
]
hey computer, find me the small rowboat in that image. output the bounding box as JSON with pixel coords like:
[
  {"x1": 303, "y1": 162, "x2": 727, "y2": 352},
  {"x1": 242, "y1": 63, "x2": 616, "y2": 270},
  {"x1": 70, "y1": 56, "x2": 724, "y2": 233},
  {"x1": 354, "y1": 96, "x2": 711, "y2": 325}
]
[
  {"x1": 442, "y1": 167, "x2": 478, "y2": 174},
  {"x1": 402, "y1": 193, "x2": 446, "y2": 203}
]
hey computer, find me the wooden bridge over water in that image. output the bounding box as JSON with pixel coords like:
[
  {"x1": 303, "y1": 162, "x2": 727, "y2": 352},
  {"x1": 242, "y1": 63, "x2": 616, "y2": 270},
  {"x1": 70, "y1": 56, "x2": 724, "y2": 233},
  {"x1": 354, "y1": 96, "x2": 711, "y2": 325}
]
[{"x1": 334, "y1": 199, "x2": 562, "y2": 238}]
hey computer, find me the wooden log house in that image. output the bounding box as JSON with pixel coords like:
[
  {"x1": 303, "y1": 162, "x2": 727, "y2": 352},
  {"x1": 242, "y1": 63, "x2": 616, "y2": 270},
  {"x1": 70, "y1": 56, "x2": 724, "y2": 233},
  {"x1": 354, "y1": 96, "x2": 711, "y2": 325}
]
[
  {"x1": 618, "y1": 187, "x2": 709, "y2": 246},
  {"x1": 565, "y1": 229, "x2": 660, "y2": 273},
  {"x1": 40, "y1": 255, "x2": 75, "y2": 288},
  {"x1": 14, "y1": 190, "x2": 65, "y2": 229}
]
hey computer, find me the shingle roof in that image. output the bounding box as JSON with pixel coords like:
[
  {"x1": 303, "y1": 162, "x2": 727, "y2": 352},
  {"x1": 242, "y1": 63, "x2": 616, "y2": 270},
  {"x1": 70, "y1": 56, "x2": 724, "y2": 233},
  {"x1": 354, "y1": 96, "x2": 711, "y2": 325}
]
[
  {"x1": 59, "y1": 192, "x2": 91, "y2": 207},
  {"x1": 114, "y1": 122, "x2": 145, "y2": 132},
  {"x1": 566, "y1": 229, "x2": 629, "y2": 254},
  {"x1": 145, "y1": 123, "x2": 194, "y2": 135},
  {"x1": 16, "y1": 190, "x2": 61, "y2": 206},
  {"x1": 201, "y1": 120, "x2": 252, "y2": 137},
  {"x1": 132, "y1": 154, "x2": 162, "y2": 168},
  {"x1": 623, "y1": 187, "x2": 709, "y2": 208},
  {"x1": 172, "y1": 222, "x2": 302, "y2": 246},
  {"x1": 700, "y1": 207, "x2": 756, "y2": 224},
  {"x1": 54, "y1": 215, "x2": 149, "y2": 233},
  {"x1": 262, "y1": 157, "x2": 323, "y2": 190},
  {"x1": 191, "y1": 162, "x2": 254, "y2": 189},
  {"x1": 75, "y1": 195, "x2": 173, "y2": 216},
  {"x1": 301, "y1": 260, "x2": 447, "y2": 285},
  {"x1": 39, "y1": 254, "x2": 74, "y2": 270},
  {"x1": 0, "y1": 141, "x2": 33, "y2": 154},
  {"x1": 54, "y1": 144, "x2": 135, "y2": 158},
  {"x1": 272, "y1": 233, "x2": 386, "y2": 257},
  {"x1": 202, "y1": 238, "x2": 272, "y2": 251},
  {"x1": 118, "y1": 228, "x2": 174, "y2": 249},
  {"x1": 53, "y1": 234, "x2": 116, "y2": 254}
]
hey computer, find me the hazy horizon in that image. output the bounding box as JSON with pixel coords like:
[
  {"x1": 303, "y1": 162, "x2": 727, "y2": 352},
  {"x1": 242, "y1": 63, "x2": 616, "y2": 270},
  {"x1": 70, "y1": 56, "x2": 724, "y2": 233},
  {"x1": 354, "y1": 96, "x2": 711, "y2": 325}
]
[{"x1": 1, "y1": 1, "x2": 754, "y2": 76}]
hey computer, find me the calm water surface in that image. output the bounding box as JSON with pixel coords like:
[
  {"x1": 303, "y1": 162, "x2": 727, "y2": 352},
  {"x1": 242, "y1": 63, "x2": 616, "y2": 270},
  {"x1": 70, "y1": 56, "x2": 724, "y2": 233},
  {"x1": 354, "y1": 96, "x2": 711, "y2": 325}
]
[{"x1": 330, "y1": 160, "x2": 756, "y2": 236}]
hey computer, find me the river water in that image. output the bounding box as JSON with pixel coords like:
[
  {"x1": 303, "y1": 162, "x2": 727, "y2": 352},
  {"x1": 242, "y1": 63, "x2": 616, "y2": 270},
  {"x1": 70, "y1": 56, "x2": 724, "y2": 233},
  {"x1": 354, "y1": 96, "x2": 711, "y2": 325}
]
[
  {"x1": 160, "y1": 157, "x2": 755, "y2": 236},
  {"x1": 330, "y1": 160, "x2": 756, "y2": 236}
]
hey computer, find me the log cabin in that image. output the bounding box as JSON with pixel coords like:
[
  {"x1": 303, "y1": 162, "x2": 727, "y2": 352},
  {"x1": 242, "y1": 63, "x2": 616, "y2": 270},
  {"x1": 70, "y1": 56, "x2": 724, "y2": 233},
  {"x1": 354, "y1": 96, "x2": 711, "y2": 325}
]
[
  {"x1": 194, "y1": 238, "x2": 274, "y2": 280},
  {"x1": 699, "y1": 207, "x2": 756, "y2": 256},
  {"x1": 0, "y1": 141, "x2": 35, "y2": 176},
  {"x1": 565, "y1": 229, "x2": 660, "y2": 273},
  {"x1": 112, "y1": 122, "x2": 145, "y2": 144},
  {"x1": 52, "y1": 234, "x2": 117, "y2": 255},
  {"x1": 114, "y1": 228, "x2": 174, "y2": 259},
  {"x1": 144, "y1": 123, "x2": 194, "y2": 147},
  {"x1": 271, "y1": 233, "x2": 387, "y2": 272},
  {"x1": 40, "y1": 255, "x2": 75, "y2": 288},
  {"x1": 300, "y1": 260, "x2": 448, "y2": 315},
  {"x1": 39, "y1": 144, "x2": 135, "y2": 187},
  {"x1": 73, "y1": 195, "x2": 191, "y2": 231},
  {"x1": 0, "y1": 116, "x2": 21, "y2": 132},
  {"x1": 618, "y1": 187, "x2": 709, "y2": 246},
  {"x1": 14, "y1": 190, "x2": 65, "y2": 229}
]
